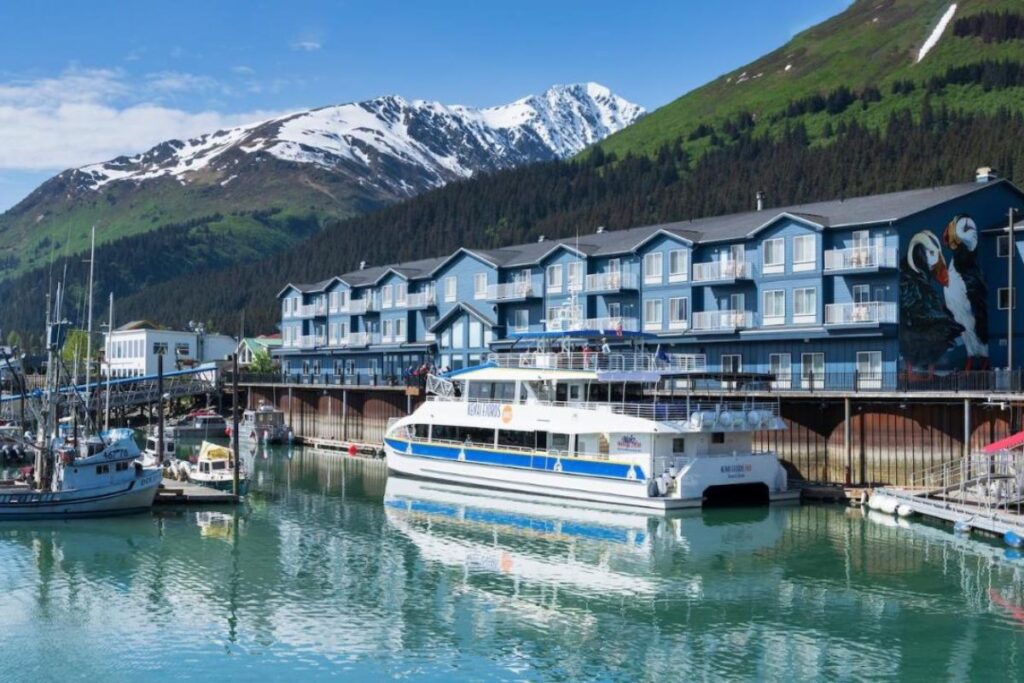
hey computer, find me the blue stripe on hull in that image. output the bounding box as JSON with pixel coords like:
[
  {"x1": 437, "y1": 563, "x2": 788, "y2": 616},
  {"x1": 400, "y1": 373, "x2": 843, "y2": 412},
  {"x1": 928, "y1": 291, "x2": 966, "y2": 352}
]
[{"x1": 385, "y1": 438, "x2": 646, "y2": 481}]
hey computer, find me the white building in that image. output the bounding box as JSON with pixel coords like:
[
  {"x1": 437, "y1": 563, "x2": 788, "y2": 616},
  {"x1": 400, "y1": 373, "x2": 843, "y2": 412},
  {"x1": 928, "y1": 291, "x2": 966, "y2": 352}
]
[{"x1": 103, "y1": 321, "x2": 237, "y2": 378}]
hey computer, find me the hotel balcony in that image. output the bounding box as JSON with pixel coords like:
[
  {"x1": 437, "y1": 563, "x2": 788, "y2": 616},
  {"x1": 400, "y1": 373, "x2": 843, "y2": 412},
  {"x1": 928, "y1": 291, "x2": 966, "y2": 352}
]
[
  {"x1": 691, "y1": 260, "x2": 752, "y2": 283},
  {"x1": 487, "y1": 281, "x2": 536, "y2": 301},
  {"x1": 298, "y1": 334, "x2": 327, "y2": 349},
  {"x1": 347, "y1": 298, "x2": 374, "y2": 315},
  {"x1": 824, "y1": 302, "x2": 898, "y2": 326},
  {"x1": 404, "y1": 290, "x2": 436, "y2": 309},
  {"x1": 824, "y1": 245, "x2": 898, "y2": 273},
  {"x1": 345, "y1": 332, "x2": 381, "y2": 347},
  {"x1": 297, "y1": 300, "x2": 328, "y2": 318},
  {"x1": 546, "y1": 316, "x2": 640, "y2": 334},
  {"x1": 690, "y1": 310, "x2": 753, "y2": 333},
  {"x1": 585, "y1": 272, "x2": 639, "y2": 293}
]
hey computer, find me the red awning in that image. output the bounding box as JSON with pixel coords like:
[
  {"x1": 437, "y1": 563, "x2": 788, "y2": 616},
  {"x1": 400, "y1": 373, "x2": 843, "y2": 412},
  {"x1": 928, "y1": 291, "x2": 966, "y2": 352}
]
[{"x1": 983, "y1": 431, "x2": 1024, "y2": 453}]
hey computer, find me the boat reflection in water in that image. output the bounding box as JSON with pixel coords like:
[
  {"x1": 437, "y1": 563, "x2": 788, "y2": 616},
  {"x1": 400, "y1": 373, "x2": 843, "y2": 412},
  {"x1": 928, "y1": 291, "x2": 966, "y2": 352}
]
[{"x1": 384, "y1": 475, "x2": 791, "y2": 601}]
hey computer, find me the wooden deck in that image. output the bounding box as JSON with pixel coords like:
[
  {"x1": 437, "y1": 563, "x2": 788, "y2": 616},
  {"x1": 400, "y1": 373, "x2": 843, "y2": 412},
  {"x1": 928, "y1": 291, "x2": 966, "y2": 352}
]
[{"x1": 155, "y1": 478, "x2": 239, "y2": 505}]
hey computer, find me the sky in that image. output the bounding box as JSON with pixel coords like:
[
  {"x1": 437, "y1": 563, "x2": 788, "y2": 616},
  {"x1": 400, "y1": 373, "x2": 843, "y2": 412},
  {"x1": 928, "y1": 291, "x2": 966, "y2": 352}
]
[{"x1": 0, "y1": 0, "x2": 850, "y2": 211}]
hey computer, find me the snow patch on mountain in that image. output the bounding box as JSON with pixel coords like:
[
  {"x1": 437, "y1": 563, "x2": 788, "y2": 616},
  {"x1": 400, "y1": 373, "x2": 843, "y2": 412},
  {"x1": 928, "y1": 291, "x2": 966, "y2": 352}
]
[
  {"x1": 917, "y1": 4, "x2": 956, "y2": 63},
  {"x1": 70, "y1": 83, "x2": 644, "y2": 197}
]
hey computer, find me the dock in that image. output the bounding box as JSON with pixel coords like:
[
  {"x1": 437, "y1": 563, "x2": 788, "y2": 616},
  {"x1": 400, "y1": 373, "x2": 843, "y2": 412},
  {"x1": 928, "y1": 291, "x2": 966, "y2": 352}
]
[{"x1": 155, "y1": 478, "x2": 239, "y2": 505}]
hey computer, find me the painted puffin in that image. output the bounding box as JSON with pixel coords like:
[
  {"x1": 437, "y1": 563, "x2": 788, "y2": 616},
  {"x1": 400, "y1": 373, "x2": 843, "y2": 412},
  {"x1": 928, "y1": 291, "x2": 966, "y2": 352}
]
[
  {"x1": 942, "y1": 214, "x2": 989, "y2": 369},
  {"x1": 899, "y1": 230, "x2": 964, "y2": 375}
]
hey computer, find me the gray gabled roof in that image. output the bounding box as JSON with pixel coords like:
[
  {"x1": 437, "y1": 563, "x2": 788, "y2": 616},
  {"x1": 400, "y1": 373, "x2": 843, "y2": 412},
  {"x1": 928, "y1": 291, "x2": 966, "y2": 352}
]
[{"x1": 429, "y1": 302, "x2": 496, "y2": 332}]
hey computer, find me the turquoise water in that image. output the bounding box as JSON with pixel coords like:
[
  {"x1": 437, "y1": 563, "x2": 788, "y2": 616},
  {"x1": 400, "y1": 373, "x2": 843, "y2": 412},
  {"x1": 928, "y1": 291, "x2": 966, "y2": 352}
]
[{"x1": 2, "y1": 445, "x2": 1024, "y2": 682}]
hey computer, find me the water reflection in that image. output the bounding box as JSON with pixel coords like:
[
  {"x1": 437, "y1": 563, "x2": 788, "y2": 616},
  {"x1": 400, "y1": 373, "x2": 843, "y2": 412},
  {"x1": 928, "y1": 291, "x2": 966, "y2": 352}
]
[{"x1": 0, "y1": 446, "x2": 1022, "y2": 681}]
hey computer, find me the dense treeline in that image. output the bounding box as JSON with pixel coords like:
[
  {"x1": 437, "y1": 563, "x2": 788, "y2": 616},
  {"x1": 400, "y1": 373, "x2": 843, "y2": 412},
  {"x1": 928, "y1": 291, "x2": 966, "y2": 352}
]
[
  {"x1": 105, "y1": 105, "x2": 1024, "y2": 336},
  {"x1": 954, "y1": 11, "x2": 1024, "y2": 43},
  {"x1": 927, "y1": 60, "x2": 1024, "y2": 93}
]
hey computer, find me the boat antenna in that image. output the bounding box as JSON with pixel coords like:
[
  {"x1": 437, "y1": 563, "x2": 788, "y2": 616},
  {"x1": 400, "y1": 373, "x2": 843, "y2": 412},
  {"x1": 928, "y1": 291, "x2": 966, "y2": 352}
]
[
  {"x1": 84, "y1": 225, "x2": 96, "y2": 430},
  {"x1": 104, "y1": 292, "x2": 114, "y2": 432}
]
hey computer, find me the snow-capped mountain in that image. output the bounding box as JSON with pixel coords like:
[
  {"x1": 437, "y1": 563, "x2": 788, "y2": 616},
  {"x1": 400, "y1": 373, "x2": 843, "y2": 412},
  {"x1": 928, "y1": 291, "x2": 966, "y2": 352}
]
[{"x1": 65, "y1": 82, "x2": 643, "y2": 200}]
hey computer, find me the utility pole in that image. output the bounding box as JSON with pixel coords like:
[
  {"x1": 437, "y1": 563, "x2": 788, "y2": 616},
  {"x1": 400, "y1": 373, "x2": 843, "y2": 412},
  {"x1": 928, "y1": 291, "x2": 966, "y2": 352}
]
[
  {"x1": 232, "y1": 350, "x2": 240, "y2": 498},
  {"x1": 1010, "y1": 208, "x2": 1017, "y2": 372},
  {"x1": 157, "y1": 351, "x2": 165, "y2": 465}
]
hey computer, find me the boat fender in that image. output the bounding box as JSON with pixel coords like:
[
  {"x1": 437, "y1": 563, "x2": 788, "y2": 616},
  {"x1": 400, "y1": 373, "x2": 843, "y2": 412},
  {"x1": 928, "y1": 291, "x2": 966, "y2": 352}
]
[
  {"x1": 1005, "y1": 531, "x2": 1024, "y2": 549},
  {"x1": 656, "y1": 472, "x2": 670, "y2": 496},
  {"x1": 718, "y1": 411, "x2": 733, "y2": 429},
  {"x1": 689, "y1": 412, "x2": 703, "y2": 430},
  {"x1": 896, "y1": 504, "x2": 913, "y2": 518},
  {"x1": 348, "y1": 443, "x2": 358, "y2": 457},
  {"x1": 747, "y1": 410, "x2": 761, "y2": 428},
  {"x1": 647, "y1": 479, "x2": 660, "y2": 498}
]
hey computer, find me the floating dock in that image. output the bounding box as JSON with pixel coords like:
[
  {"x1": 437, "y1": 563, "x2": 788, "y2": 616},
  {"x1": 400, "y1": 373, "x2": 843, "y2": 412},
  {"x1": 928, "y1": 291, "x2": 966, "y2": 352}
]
[{"x1": 155, "y1": 478, "x2": 239, "y2": 505}]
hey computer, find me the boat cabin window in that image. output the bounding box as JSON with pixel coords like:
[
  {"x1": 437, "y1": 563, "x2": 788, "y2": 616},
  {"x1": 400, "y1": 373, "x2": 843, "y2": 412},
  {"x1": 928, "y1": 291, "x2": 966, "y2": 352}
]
[
  {"x1": 431, "y1": 424, "x2": 495, "y2": 445},
  {"x1": 467, "y1": 381, "x2": 516, "y2": 401},
  {"x1": 255, "y1": 412, "x2": 283, "y2": 427},
  {"x1": 412, "y1": 424, "x2": 429, "y2": 439},
  {"x1": 95, "y1": 464, "x2": 109, "y2": 474},
  {"x1": 497, "y1": 429, "x2": 543, "y2": 450},
  {"x1": 550, "y1": 433, "x2": 571, "y2": 453},
  {"x1": 211, "y1": 460, "x2": 227, "y2": 470},
  {"x1": 116, "y1": 461, "x2": 129, "y2": 472},
  {"x1": 672, "y1": 438, "x2": 686, "y2": 454}
]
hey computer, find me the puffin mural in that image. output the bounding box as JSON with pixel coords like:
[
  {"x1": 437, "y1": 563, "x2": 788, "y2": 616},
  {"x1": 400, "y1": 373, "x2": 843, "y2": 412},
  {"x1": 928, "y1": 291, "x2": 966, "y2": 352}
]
[
  {"x1": 941, "y1": 215, "x2": 989, "y2": 369},
  {"x1": 899, "y1": 230, "x2": 964, "y2": 376}
]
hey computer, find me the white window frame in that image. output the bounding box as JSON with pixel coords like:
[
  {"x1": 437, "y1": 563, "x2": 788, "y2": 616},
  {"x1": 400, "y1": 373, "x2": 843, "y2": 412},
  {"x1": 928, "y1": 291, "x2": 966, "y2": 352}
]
[
  {"x1": 444, "y1": 276, "x2": 457, "y2": 302},
  {"x1": 568, "y1": 261, "x2": 584, "y2": 291},
  {"x1": 511, "y1": 309, "x2": 529, "y2": 333},
  {"x1": 793, "y1": 287, "x2": 817, "y2": 324},
  {"x1": 474, "y1": 273, "x2": 487, "y2": 300},
  {"x1": 395, "y1": 318, "x2": 406, "y2": 342},
  {"x1": 395, "y1": 283, "x2": 408, "y2": 307},
  {"x1": 668, "y1": 297, "x2": 689, "y2": 330},
  {"x1": 468, "y1": 320, "x2": 483, "y2": 348},
  {"x1": 546, "y1": 264, "x2": 563, "y2": 293},
  {"x1": 607, "y1": 258, "x2": 621, "y2": 274},
  {"x1": 644, "y1": 299, "x2": 663, "y2": 330},
  {"x1": 769, "y1": 353, "x2": 792, "y2": 389},
  {"x1": 669, "y1": 249, "x2": 689, "y2": 282},
  {"x1": 852, "y1": 230, "x2": 871, "y2": 247},
  {"x1": 998, "y1": 235, "x2": 1011, "y2": 258},
  {"x1": 763, "y1": 238, "x2": 785, "y2": 274},
  {"x1": 644, "y1": 252, "x2": 663, "y2": 284},
  {"x1": 382, "y1": 319, "x2": 392, "y2": 342},
  {"x1": 856, "y1": 351, "x2": 882, "y2": 389},
  {"x1": 329, "y1": 292, "x2": 340, "y2": 312},
  {"x1": 721, "y1": 353, "x2": 742, "y2": 389},
  {"x1": 852, "y1": 284, "x2": 870, "y2": 303},
  {"x1": 999, "y1": 287, "x2": 1016, "y2": 310},
  {"x1": 792, "y1": 234, "x2": 816, "y2": 272},
  {"x1": 763, "y1": 289, "x2": 785, "y2": 326},
  {"x1": 381, "y1": 284, "x2": 393, "y2": 309},
  {"x1": 801, "y1": 352, "x2": 824, "y2": 389}
]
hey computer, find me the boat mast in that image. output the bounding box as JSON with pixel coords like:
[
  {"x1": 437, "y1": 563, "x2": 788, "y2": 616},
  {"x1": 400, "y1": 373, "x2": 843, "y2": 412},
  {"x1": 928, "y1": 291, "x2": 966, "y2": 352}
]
[
  {"x1": 84, "y1": 226, "x2": 96, "y2": 428},
  {"x1": 104, "y1": 292, "x2": 114, "y2": 432}
]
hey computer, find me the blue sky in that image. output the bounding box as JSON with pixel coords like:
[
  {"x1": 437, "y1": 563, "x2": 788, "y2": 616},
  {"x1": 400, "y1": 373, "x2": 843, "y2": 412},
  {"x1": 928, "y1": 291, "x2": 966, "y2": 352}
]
[{"x1": 0, "y1": 0, "x2": 849, "y2": 210}]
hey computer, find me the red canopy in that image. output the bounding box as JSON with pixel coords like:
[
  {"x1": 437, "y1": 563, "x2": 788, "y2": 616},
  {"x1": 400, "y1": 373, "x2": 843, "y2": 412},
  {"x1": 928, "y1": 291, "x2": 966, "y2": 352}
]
[{"x1": 983, "y1": 430, "x2": 1024, "y2": 453}]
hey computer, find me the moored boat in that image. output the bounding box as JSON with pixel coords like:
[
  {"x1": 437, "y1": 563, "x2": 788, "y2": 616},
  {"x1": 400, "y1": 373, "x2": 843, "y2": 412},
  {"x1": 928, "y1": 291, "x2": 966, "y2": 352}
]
[
  {"x1": 384, "y1": 341, "x2": 799, "y2": 512},
  {"x1": 165, "y1": 410, "x2": 228, "y2": 439},
  {"x1": 227, "y1": 403, "x2": 291, "y2": 444},
  {"x1": 188, "y1": 441, "x2": 248, "y2": 494}
]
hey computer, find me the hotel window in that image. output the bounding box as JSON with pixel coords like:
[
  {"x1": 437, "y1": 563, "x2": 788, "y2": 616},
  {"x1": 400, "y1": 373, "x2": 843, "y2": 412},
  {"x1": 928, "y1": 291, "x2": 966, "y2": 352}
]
[
  {"x1": 395, "y1": 283, "x2": 408, "y2": 307},
  {"x1": 441, "y1": 329, "x2": 451, "y2": 348},
  {"x1": 469, "y1": 321, "x2": 483, "y2": 347},
  {"x1": 382, "y1": 320, "x2": 392, "y2": 341},
  {"x1": 793, "y1": 287, "x2": 817, "y2": 323},
  {"x1": 395, "y1": 318, "x2": 405, "y2": 341},
  {"x1": 607, "y1": 258, "x2": 621, "y2": 274},
  {"x1": 444, "y1": 276, "x2": 457, "y2": 302},
  {"x1": 644, "y1": 299, "x2": 663, "y2": 329},
  {"x1": 329, "y1": 292, "x2": 339, "y2": 311},
  {"x1": 452, "y1": 320, "x2": 465, "y2": 348},
  {"x1": 763, "y1": 238, "x2": 784, "y2": 274},
  {"x1": 153, "y1": 342, "x2": 168, "y2": 355},
  {"x1": 668, "y1": 297, "x2": 689, "y2": 330},
  {"x1": 329, "y1": 323, "x2": 338, "y2": 344},
  {"x1": 792, "y1": 235, "x2": 816, "y2": 271},
  {"x1": 339, "y1": 321, "x2": 347, "y2": 340},
  {"x1": 644, "y1": 252, "x2": 663, "y2": 283},
  {"x1": 999, "y1": 287, "x2": 1016, "y2": 310},
  {"x1": 721, "y1": 354, "x2": 742, "y2": 373},
  {"x1": 381, "y1": 285, "x2": 393, "y2": 309},
  {"x1": 763, "y1": 290, "x2": 785, "y2": 325},
  {"x1": 339, "y1": 290, "x2": 348, "y2": 310},
  {"x1": 546, "y1": 264, "x2": 563, "y2": 293},
  {"x1": 801, "y1": 353, "x2": 824, "y2": 389},
  {"x1": 998, "y1": 235, "x2": 1011, "y2": 258},
  {"x1": 852, "y1": 230, "x2": 871, "y2": 247},
  {"x1": 511, "y1": 309, "x2": 529, "y2": 333},
  {"x1": 669, "y1": 249, "x2": 689, "y2": 282},
  {"x1": 474, "y1": 273, "x2": 487, "y2": 299},
  {"x1": 852, "y1": 284, "x2": 871, "y2": 303},
  {"x1": 568, "y1": 261, "x2": 583, "y2": 291},
  {"x1": 856, "y1": 351, "x2": 882, "y2": 389},
  {"x1": 769, "y1": 353, "x2": 792, "y2": 389}
]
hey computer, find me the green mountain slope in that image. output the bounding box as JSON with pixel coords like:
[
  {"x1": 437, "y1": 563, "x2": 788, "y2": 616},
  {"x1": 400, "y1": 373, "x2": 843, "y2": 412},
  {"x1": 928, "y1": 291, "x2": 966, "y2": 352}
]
[{"x1": 600, "y1": 0, "x2": 1024, "y2": 158}]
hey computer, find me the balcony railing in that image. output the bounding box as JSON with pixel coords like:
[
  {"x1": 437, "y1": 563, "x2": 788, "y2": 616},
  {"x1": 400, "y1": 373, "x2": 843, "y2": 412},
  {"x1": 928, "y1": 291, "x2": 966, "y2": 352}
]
[
  {"x1": 406, "y1": 290, "x2": 436, "y2": 308},
  {"x1": 692, "y1": 260, "x2": 752, "y2": 283},
  {"x1": 348, "y1": 298, "x2": 370, "y2": 315},
  {"x1": 298, "y1": 334, "x2": 326, "y2": 349},
  {"x1": 585, "y1": 272, "x2": 639, "y2": 293},
  {"x1": 487, "y1": 282, "x2": 535, "y2": 301},
  {"x1": 486, "y1": 351, "x2": 706, "y2": 373},
  {"x1": 824, "y1": 245, "x2": 898, "y2": 272},
  {"x1": 297, "y1": 300, "x2": 327, "y2": 318},
  {"x1": 345, "y1": 332, "x2": 380, "y2": 347},
  {"x1": 824, "y1": 302, "x2": 898, "y2": 325},
  {"x1": 546, "y1": 316, "x2": 640, "y2": 333},
  {"x1": 691, "y1": 310, "x2": 753, "y2": 332}
]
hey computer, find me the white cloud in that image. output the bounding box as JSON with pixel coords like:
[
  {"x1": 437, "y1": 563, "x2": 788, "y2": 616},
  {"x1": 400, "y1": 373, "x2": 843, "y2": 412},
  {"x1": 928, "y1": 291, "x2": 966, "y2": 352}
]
[
  {"x1": 291, "y1": 40, "x2": 321, "y2": 52},
  {"x1": 0, "y1": 67, "x2": 282, "y2": 171}
]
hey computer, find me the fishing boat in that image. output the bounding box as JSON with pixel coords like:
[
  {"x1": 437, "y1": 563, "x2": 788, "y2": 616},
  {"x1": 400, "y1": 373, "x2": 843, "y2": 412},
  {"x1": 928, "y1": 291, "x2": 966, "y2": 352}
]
[
  {"x1": 140, "y1": 432, "x2": 176, "y2": 467},
  {"x1": 166, "y1": 409, "x2": 228, "y2": 439},
  {"x1": 188, "y1": 441, "x2": 247, "y2": 494},
  {"x1": 227, "y1": 403, "x2": 290, "y2": 444},
  {"x1": 384, "y1": 338, "x2": 799, "y2": 511}
]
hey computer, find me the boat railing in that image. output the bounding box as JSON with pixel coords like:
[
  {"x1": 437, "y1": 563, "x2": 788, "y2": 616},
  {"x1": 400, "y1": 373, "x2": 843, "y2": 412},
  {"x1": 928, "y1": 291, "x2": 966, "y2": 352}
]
[
  {"x1": 425, "y1": 395, "x2": 779, "y2": 423},
  {"x1": 389, "y1": 433, "x2": 645, "y2": 464},
  {"x1": 485, "y1": 351, "x2": 707, "y2": 374}
]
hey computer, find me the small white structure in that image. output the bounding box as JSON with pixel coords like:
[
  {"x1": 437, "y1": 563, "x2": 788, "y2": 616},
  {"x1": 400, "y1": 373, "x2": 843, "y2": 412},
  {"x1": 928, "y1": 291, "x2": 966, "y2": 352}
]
[{"x1": 103, "y1": 321, "x2": 236, "y2": 378}]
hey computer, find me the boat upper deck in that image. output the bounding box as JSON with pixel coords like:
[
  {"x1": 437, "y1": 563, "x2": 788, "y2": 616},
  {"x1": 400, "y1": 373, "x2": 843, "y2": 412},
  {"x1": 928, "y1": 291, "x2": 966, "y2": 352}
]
[{"x1": 482, "y1": 351, "x2": 706, "y2": 375}]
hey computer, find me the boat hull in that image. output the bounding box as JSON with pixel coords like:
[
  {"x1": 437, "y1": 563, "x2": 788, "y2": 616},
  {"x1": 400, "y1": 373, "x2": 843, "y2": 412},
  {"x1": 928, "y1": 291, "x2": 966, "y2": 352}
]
[
  {"x1": 189, "y1": 476, "x2": 248, "y2": 495},
  {"x1": 0, "y1": 469, "x2": 162, "y2": 520}
]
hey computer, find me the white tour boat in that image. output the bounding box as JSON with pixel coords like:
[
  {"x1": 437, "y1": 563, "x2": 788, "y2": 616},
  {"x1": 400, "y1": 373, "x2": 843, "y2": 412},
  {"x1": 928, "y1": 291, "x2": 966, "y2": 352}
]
[{"x1": 384, "y1": 343, "x2": 798, "y2": 511}]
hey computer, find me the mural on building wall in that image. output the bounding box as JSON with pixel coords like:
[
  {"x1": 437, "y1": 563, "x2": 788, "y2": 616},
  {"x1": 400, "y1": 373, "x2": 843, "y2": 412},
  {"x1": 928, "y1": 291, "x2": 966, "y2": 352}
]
[{"x1": 899, "y1": 215, "x2": 989, "y2": 373}]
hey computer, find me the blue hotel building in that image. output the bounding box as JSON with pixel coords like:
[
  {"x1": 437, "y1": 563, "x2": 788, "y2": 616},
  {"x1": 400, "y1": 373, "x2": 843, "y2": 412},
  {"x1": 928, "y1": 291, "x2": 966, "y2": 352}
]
[{"x1": 275, "y1": 169, "x2": 1024, "y2": 390}]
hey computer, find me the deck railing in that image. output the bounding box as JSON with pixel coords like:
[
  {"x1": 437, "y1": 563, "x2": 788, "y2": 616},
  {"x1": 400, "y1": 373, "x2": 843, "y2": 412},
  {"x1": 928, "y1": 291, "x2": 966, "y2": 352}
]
[
  {"x1": 405, "y1": 290, "x2": 436, "y2": 308},
  {"x1": 585, "y1": 272, "x2": 639, "y2": 292},
  {"x1": 348, "y1": 299, "x2": 369, "y2": 315},
  {"x1": 824, "y1": 244, "x2": 897, "y2": 272},
  {"x1": 691, "y1": 310, "x2": 753, "y2": 332},
  {"x1": 486, "y1": 351, "x2": 707, "y2": 373},
  {"x1": 487, "y1": 281, "x2": 534, "y2": 300},
  {"x1": 546, "y1": 316, "x2": 640, "y2": 334},
  {"x1": 692, "y1": 260, "x2": 751, "y2": 283},
  {"x1": 298, "y1": 334, "x2": 326, "y2": 349},
  {"x1": 824, "y1": 302, "x2": 898, "y2": 325}
]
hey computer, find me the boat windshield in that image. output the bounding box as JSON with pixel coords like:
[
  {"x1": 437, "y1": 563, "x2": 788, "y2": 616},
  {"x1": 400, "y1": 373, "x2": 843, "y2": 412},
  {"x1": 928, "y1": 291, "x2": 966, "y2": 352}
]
[{"x1": 211, "y1": 460, "x2": 228, "y2": 470}]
